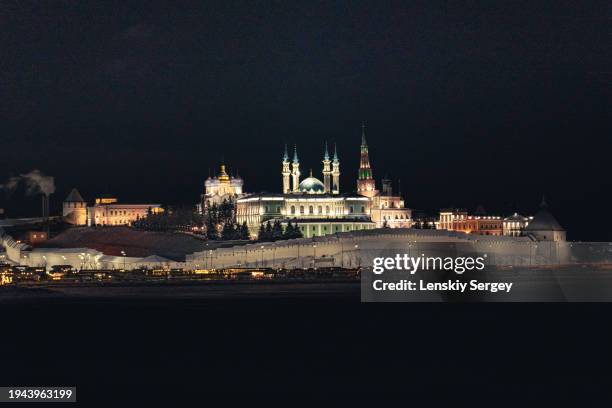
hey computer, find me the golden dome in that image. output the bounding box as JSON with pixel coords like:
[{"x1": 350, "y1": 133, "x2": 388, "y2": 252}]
[{"x1": 218, "y1": 164, "x2": 230, "y2": 183}]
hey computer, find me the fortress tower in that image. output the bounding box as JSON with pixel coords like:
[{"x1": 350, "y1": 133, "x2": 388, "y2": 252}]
[
  {"x1": 63, "y1": 188, "x2": 87, "y2": 226},
  {"x1": 356, "y1": 122, "x2": 378, "y2": 197}
]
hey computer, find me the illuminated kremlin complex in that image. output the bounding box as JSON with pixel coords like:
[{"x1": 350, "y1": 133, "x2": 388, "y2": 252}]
[
  {"x1": 3, "y1": 124, "x2": 578, "y2": 275},
  {"x1": 202, "y1": 125, "x2": 412, "y2": 238},
  {"x1": 57, "y1": 124, "x2": 566, "y2": 243}
]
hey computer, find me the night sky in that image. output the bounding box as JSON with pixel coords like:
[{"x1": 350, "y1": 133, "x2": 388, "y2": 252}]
[{"x1": 1, "y1": 1, "x2": 610, "y2": 240}]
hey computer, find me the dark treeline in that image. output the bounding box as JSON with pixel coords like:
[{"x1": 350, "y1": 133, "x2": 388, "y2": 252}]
[
  {"x1": 257, "y1": 219, "x2": 303, "y2": 242},
  {"x1": 204, "y1": 199, "x2": 249, "y2": 240},
  {"x1": 131, "y1": 199, "x2": 304, "y2": 242},
  {"x1": 132, "y1": 206, "x2": 203, "y2": 232}
]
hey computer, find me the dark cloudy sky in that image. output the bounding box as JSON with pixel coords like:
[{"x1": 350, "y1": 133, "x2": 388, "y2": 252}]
[{"x1": 1, "y1": 1, "x2": 610, "y2": 239}]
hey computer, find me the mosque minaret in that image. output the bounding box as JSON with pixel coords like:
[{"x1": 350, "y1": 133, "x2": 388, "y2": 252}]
[
  {"x1": 291, "y1": 145, "x2": 300, "y2": 193},
  {"x1": 282, "y1": 145, "x2": 291, "y2": 194},
  {"x1": 332, "y1": 144, "x2": 340, "y2": 194},
  {"x1": 322, "y1": 142, "x2": 332, "y2": 193},
  {"x1": 283, "y1": 143, "x2": 341, "y2": 195},
  {"x1": 232, "y1": 123, "x2": 412, "y2": 238}
]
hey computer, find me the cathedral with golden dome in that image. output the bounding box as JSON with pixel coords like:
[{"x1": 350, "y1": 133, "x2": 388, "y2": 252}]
[{"x1": 200, "y1": 163, "x2": 244, "y2": 212}]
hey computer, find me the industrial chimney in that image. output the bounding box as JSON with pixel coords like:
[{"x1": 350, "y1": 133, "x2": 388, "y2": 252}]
[{"x1": 41, "y1": 193, "x2": 51, "y2": 235}]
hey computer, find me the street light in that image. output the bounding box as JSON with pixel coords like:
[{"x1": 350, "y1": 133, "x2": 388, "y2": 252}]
[
  {"x1": 312, "y1": 244, "x2": 317, "y2": 269},
  {"x1": 260, "y1": 245, "x2": 264, "y2": 268},
  {"x1": 121, "y1": 250, "x2": 126, "y2": 270}
]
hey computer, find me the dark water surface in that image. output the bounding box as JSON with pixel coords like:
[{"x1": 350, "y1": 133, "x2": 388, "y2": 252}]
[{"x1": 1, "y1": 282, "x2": 612, "y2": 405}]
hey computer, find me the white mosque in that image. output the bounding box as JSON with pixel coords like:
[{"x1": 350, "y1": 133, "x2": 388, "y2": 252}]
[{"x1": 234, "y1": 125, "x2": 412, "y2": 238}]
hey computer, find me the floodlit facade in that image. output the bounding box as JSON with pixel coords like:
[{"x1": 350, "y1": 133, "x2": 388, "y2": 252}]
[
  {"x1": 370, "y1": 178, "x2": 412, "y2": 228},
  {"x1": 62, "y1": 190, "x2": 163, "y2": 227},
  {"x1": 236, "y1": 125, "x2": 412, "y2": 237},
  {"x1": 503, "y1": 213, "x2": 533, "y2": 237},
  {"x1": 201, "y1": 163, "x2": 245, "y2": 211},
  {"x1": 237, "y1": 137, "x2": 377, "y2": 238},
  {"x1": 438, "y1": 209, "x2": 503, "y2": 236},
  {"x1": 88, "y1": 199, "x2": 163, "y2": 226},
  {"x1": 236, "y1": 193, "x2": 374, "y2": 238}
]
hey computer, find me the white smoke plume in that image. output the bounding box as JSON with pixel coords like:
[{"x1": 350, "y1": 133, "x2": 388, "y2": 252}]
[{"x1": 0, "y1": 169, "x2": 55, "y2": 196}]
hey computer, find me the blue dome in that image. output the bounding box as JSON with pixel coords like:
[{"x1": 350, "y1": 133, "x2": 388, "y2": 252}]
[{"x1": 298, "y1": 177, "x2": 325, "y2": 194}]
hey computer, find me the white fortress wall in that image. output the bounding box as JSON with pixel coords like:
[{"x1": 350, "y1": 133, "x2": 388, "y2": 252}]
[
  {"x1": 0, "y1": 227, "x2": 28, "y2": 265},
  {"x1": 2, "y1": 227, "x2": 611, "y2": 270},
  {"x1": 24, "y1": 248, "x2": 103, "y2": 269},
  {"x1": 185, "y1": 229, "x2": 595, "y2": 270}
]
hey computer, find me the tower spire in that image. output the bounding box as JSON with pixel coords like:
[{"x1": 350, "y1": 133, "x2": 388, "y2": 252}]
[
  {"x1": 357, "y1": 121, "x2": 378, "y2": 197},
  {"x1": 282, "y1": 144, "x2": 291, "y2": 193},
  {"x1": 291, "y1": 145, "x2": 300, "y2": 192},
  {"x1": 322, "y1": 141, "x2": 332, "y2": 193},
  {"x1": 333, "y1": 143, "x2": 339, "y2": 162},
  {"x1": 361, "y1": 121, "x2": 367, "y2": 146}
]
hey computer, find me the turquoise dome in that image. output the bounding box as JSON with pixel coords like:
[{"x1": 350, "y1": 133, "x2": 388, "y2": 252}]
[{"x1": 298, "y1": 177, "x2": 325, "y2": 194}]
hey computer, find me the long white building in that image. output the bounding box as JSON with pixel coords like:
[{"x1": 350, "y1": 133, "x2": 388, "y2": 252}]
[{"x1": 63, "y1": 189, "x2": 163, "y2": 227}]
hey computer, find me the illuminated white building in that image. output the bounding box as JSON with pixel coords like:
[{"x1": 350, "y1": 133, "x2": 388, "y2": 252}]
[
  {"x1": 88, "y1": 196, "x2": 163, "y2": 226},
  {"x1": 62, "y1": 190, "x2": 163, "y2": 227},
  {"x1": 200, "y1": 163, "x2": 244, "y2": 212},
  {"x1": 236, "y1": 142, "x2": 375, "y2": 238},
  {"x1": 503, "y1": 213, "x2": 533, "y2": 237},
  {"x1": 236, "y1": 125, "x2": 416, "y2": 237},
  {"x1": 370, "y1": 178, "x2": 412, "y2": 228}
]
